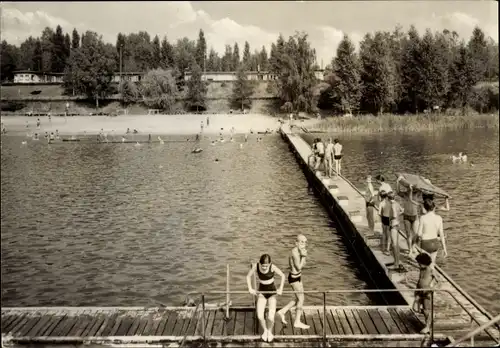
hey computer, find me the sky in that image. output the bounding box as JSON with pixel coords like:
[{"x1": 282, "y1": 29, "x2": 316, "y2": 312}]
[{"x1": 1, "y1": 1, "x2": 498, "y2": 67}]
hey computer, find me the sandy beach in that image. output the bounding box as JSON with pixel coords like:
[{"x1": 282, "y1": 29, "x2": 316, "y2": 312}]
[{"x1": 0, "y1": 113, "x2": 310, "y2": 136}]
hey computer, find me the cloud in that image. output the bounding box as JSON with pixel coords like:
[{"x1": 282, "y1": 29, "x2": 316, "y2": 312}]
[
  {"x1": 315, "y1": 26, "x2": 363, "y2": 65},
  {"x1": 417, "y1": 11, "x2": 498, "y2": 42},
  {"x1": 1, "y1": 8, "x2": 74, "y2": 44}
]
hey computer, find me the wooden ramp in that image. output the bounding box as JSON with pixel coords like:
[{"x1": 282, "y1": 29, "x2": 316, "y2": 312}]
[
  {"x1": 1, "y1": 306, "x2": 436, "y2": 346},
  {"x1": 280, "y1": 124, "x2": 500, "y2": 345}
]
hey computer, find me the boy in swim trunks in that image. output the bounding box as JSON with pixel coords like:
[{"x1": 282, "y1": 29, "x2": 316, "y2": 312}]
[
  {"x1": 276, "y1": 234, "x2": 310, "y2": 330},
  {"x1": 314, "y1": 138, "x2": 325, "y2": 171},
  {"x1": 388, "y1": 191, "x2": 405, "y2": 272},
  {"x1": 413, "y1": 252, "x2": 439, "y2": 334},
  {"x1": 333, "y1": 139, "x2": 343, "y2": 177},
  {"x1": 325, "y1": 139, "x2": 334, "y2": 177},
  {"x1": 378, "y1": 190, "x2": 391, "y2": 254},
  {"x1": 396, "y1": 177, "x2": 420, "y2": 257}
]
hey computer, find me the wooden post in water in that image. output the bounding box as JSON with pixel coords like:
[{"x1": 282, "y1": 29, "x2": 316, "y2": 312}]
[
  {"x1": 253, "y1": 263, "x2": 258, "y2": 335},
  {"x1": 226, "y1": 264, "x2": 230, "y2": 319}
]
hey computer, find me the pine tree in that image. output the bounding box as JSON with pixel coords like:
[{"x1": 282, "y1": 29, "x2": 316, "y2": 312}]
[
  {"x1": 231, "y1": 66, "x2": 254, "y2": 110},
  {"x1": 195, "y1": 29, "x2": 207, "y2": 69},
  {"x1": 186, "y1": 62, "x2": 207, "y2": 112},
  {"x1": 71, "y1": 28, "x2": 80, "y2": 49},
  {"x1": 242, "y1": 41, "x2": 251, "y2": 68},
  {"x1": 331, "y1": 34, "x2": 361, "y2": 114},
  {"x1": 233, "y1": 43, "x2": 240, "y2": 70}
]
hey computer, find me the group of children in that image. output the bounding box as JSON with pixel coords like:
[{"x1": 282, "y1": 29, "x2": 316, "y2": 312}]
[
  {"x1": 364, "y1": 174, "x2": 450, "y2": 334},
  {"x1": 308, "y1": 138, "x2": 343, "y2": 177}
]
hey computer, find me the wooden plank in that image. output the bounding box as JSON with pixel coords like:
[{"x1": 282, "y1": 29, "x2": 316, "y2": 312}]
[
  {"x1": 147, "y1": 315, "x2": 164, "y2": 337},
  {"x1": 203, "y1": 310, "x2": 215, "y2": 337},
  {"x1": 67, "y1": 310, "x2": 91, "y2": 337},
  {"x1": 115, "y1": 314, "x2": 135, "y2": 336},
  {"x1": 183, "y1": 310, "x2": 199, "y2": 336},
  {"x1": 55, "y1": 315, "x2": 79, "y2": 337},
  {"x1": 335, "y1": 309, "x2": 353, "y2": 335},
  {"x1": 97, "y1": 312, "x2": 120, "y2": 337},
  {"x1": 126, "y1": 312, "x2": 143, "y2": 336},
  {"x1": 378, "y1": 308, "x2": 402, "y2": 334},
  {"x1": 330, "y1": 309, "x2": 344, "y2": 334},
  {"x1": 108, "y1": 314, "x2": 124, "y2": 336},
  {"x1": 136, "y1": 313, "x2": 152, "y2": 336},
  {"x1": 161, "y1": 310, "x2": 178, "y2": 336},
  {"x1": 388, "y1": 308, "x2": 410, "y2": 334},
  {"x1": 357, "y1": 309, "x2": 378, "y2": 335},
  {"x1": 210, "y1": 309, "x2": 225, "y2": 336},
  {"x1": 154, "y1": 311, "x2": 170, "y2": 336},
  {"x1": 142, "y1": 313, "x2": 160, "y2": 336},
  {"x1": 40, "y1": 313, "x2": 67, "y2": 336},
  {"x1": 325, "y1": 308, "x2": 339, "y2": 335},
  {"x1": 1, "y1": 315, "x2": 16, "y2": 331},
  {"x1": 310, "y1": 309, "x2": 323, "y2": 336},
  {"x1": 367, "y1": 309, "x2": 389, "y2": 334},
  {"x1": 343, "y1": 309, "x2": 362, "y2": 335},
  {"x1": 172, "y1": 311, "x2": 187, "y2": 337},
  {"x1": 233, "y1": 311, "x2": 244, "y2": 336},
  {"x1": 83, "y1": 312, "x2": 106, "y2": 337},
  {"x1": 223, "y1": 310, "x2": 236, "y2": 336},
  {"x1": 283, "y1": 311, "x2": 294, "y2": 335},
  {"x1": 26, "y1": 313, "x2": 53, "y2": 337},
  {"x1": 351, "y1": 309, "x2": 368, "y2": 335},
  {"x1": 5, "y1": 313, "x2": 29, "y2": 334},
  {"x1": 16, "y1": 312, "x2": 43, "y2": 337},
  {"x1": 397, "y1": 307, "x2": 424, "y2": 333},
  {"x1": 243, "y1": 311, "x2": 254, "y2": 336}
]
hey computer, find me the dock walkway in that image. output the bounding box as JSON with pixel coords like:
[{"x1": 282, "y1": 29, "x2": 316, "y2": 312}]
[
  {"x1": 1, "y1": 305, "x2": 433, "y2": 346},
  {"x1": 280, "y1": 124, "x2": 499, "y2": 345}
]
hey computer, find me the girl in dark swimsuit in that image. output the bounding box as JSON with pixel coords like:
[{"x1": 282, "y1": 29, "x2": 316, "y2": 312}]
[{"x1": 247, "y1": 254, "x2": 285, "y2": 342}]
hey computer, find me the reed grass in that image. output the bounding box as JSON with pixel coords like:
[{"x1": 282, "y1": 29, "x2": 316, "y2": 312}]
[{"x1": 310, "y1": 112, "x2": 499, "y2": 133}]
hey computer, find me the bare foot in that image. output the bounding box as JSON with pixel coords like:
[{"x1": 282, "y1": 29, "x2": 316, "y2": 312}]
[
  {"x1": 277, "y1": 311, "x2": 288, "y2": 325},
  {"x1": 294, "y1": 322, "x2": 310, "y2": 329},
  {"x1": 420, "y1": 326, "x2": 430, "y2": 334},
  {"x1": 261, "y1": 329, "x2": 268, "y2": 341},
  {"x1": 267, "y1": 331, "x2": 274, "y2": 342}
]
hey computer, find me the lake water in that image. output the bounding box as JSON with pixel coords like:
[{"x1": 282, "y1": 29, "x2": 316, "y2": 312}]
[
  {"x1": 304, "y1": 128, "x2": 500, "y2": 316},
  {"x1": 1, "y1": 128, "x2": 498, "y2": 316},
  {"x1": 0, "y1": 134, "x2": 370, "y2": 308}
]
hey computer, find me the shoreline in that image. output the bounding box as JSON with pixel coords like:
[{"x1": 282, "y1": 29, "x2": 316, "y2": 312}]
[{"x1": 1, "y1": 114, "x2": 310, "y2": 136}]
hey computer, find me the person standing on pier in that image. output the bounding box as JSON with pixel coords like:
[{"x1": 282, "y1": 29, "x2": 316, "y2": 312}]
[
  {"x1": 325, "y1": 138, "x2": 334, "y2": 177},
  {"x1": 413, "y1": 252, "x2": 439, "y2": 334},
  {"x1": 378, "y1": 190, "x2": 392, "y2": 254},
  {"x1": 416, "y1": 200, "x2": 448, "y2": 268},
  {"x1": 364, "y1": 176, "x2": 376, "y2": 233},
  {"x1": 277, "y1": 235, "x2": 310, "y2": 330},
  {"x1": 314, "y1": 138, "x2": 325, "y2": 172},
  {"x1": 247, "y1": 254, "x2": 285, "y2": 343},
  {"x1": 397, "y1": 179, "x2": 420, "y2": 257},
  {"x1": 388, "y1": 191, "x2": 405, "y2": 272},
  {"x1": 333, "y1": 139, "x2": 343, "y2": 177}
]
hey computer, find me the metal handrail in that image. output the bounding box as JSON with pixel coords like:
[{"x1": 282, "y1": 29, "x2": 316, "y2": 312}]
[
  {"x1": 187, "y1": 287, "x2": 499, "y2": 345},
  {"x1": 446, "y1": 314, "x2": 500, "y2": 347}
]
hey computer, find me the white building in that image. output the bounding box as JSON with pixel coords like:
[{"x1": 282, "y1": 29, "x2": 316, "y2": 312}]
[{"x1": 13, "y1": 71, "x2": 64, "y2": 84}]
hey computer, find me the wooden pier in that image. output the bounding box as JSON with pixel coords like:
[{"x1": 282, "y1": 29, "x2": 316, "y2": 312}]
[
  {"x1": 280, "y1": 124, "x2": 500, "y2": 346},
  {"x1": 1, "y1": 305, "x2": 443, "y2": 347}
]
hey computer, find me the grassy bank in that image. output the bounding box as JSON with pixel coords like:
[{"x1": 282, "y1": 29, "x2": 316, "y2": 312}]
[{"x1": 309, "y1": 113, "x2": 499, "y2": 133}]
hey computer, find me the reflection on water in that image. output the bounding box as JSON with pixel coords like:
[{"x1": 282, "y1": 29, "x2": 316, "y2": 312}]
[
  {"x1": 305, "y1": 128, "x2": 500, "y2": 315},
  {"x1": 1, "y1": 134, "x2": 371, "y2": 307}
]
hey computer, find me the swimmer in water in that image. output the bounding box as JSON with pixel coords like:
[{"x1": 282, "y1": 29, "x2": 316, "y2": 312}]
[
  {"x1": 247, "y1": 254, "x2": 285, "y2": 343},
  {"x1": 276, "y1": 235, "x2": 310, "y2": 329}
]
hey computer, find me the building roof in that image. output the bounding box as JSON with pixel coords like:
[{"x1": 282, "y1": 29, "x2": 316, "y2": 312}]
[{"x1": 13, "y1": 70, "x2": 64, "y2": 75}]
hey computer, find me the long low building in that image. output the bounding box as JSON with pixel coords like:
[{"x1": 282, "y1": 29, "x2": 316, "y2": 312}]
[{"x1": 10, "y1": 69, "x2": 325, "y2": 85}]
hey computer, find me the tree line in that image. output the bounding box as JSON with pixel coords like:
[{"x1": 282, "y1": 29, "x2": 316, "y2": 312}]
[{"x1": 1, "y1": 24, "x2": 498, "y2": 114}]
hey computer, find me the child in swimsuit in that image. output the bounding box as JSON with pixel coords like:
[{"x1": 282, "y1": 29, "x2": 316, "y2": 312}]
[
  {"x1": 247, "y1": 254, "x2": 285, "y2": 343},
  {"x1": 378, "y1": 190, "x2": 391, "y2": 254},
  {"x1": 416, "y1": 199, "x2": 448, "y2": 268},
  {"x1": 413, "y1": 252, "x2": 439, "y2": 334},
  {"x1": 388, "y1": 191, "x2": 405, "y2": 272},
  {"x1": 277, "y1": 235, "x2": 310, "y2": 330}
]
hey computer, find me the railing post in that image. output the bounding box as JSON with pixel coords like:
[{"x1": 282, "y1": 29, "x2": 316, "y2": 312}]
[
  {"x1": 431, "y1": 290, "x2": 434, "y2": 344},
  {"x1": 323, "y1": 292, "x2": 327, "y2": 348},
  {"x1": 201, "y1": 294, "x2": 206, "y2": 344},
  {"x1": 226, "y1": 264, "x2": 230, "y2": 319}
]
